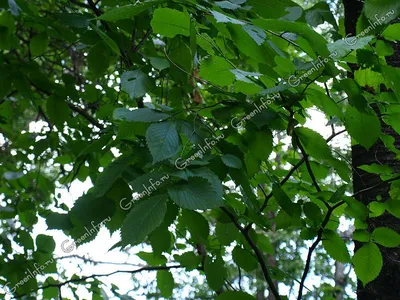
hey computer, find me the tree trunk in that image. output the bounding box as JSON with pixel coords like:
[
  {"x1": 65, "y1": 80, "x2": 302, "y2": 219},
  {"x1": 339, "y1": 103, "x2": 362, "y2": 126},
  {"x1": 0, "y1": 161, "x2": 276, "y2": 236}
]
[{"x1": 343, "y1": 1, "x2": 400, "y2": 299}]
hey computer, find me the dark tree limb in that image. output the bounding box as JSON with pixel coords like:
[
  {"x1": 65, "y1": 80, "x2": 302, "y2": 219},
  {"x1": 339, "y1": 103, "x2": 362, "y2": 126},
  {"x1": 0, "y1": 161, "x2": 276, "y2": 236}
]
[
  {"x1": 14, "y1": 265, "x2": 184, "y2": 299},
  {"x1": 132, "y1": 29, "x2": 153, "y2": 53},
  {"x1": 257, "y1": 129, "x2": 346, "y2": 214},
  {"x1": 221, "y1": 207, "x2": 281, "y2": 300},
  {"x1": 297, "y1": 175, "x2": 400, "y2": 299},
  {"x1": 294, "y1": 132, "x2": 322, "y2": 193},
  {"x1": 297, "y1": 200, "x2": 345, "y2": 300},
  {"x1": 67, "y1": 102, "x2": 104, "y2": 129}
]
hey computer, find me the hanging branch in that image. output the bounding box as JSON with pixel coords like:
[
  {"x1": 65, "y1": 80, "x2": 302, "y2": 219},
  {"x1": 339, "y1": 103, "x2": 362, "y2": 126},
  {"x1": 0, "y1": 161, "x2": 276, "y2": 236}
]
[
  {"x1": 221, "y1": 207, "x2": 281, "y2": 300},
  {"x1": 294, "y1": 132, "x2": 322, "y2": 193},
  {"x1": 14, "y1": 265, "x2": 184, "y2": 299},
  {"x1": 297, "y1": 175, "x2": 400, "y2": 299}
]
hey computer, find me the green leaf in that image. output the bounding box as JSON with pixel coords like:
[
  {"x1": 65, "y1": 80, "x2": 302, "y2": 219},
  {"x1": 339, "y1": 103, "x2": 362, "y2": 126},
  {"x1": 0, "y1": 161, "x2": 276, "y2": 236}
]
[
  {"x1": 149, "y1": 57, "x2": 169, "y2": 71},
  {"x1": 354, "y1": 230, "x2": 371, "y2": 242},
  {"x1": 56, "y1": 13, "x2": 91, "y2": 28},
  {"x1": 180, "y1": 209, "x2": 209, "y2": 243},
  {"x1": 168, "y1": 177, "x2": 223, "y2": 210},
  {"x1": 328, "y1": 36, "x2": 374, "y2": 58},
  {"x1": 344, "y1": 197, "x2": 369, "y2": 220},
  {"x1": 121, "y1": 195, "x2": 167, "y2": 246},
  {"x1": 382, "y1": 66, "x2": 400, "y2": 101},
  {"x1": 92, "y1": 155, "x2": 134, "y2": 197},
  {"x1": 204, "y1": 256, "x2": 226, "y2": 291},
  {"x1": 216, "y1": 291, "x2": 256, "y2": 300},
  {"x1": 364, "y1": 0, "x2": 400, "y2": 24},
  {"x1": 328, "y1": 185, "x2": 347, "y2": 203},
  {"x1": 294, "y1": 127, "x2": 332, "y2": 161},
  {"x1": 303, "y1": 202, "x2": 323, "y2": 224},
  {"x1": 121, "y1": 70, "x2": 155, "y2": 99},
  {"x1": 255, "y1": 234, "x2": 274, "y2": 254},
  {"x1": 146, "y1": 121, "x2": 181, "y2": 163},
  {"x1": 46, "y1": 213, "x2": 73, "y2": 230},
  {"x1": 183, "y1": 168, "x2": 224, "y2": 200},
  {"x1": 215, "y1": 221, "x2": 239, "y2": 245},
  {"x1": 243, "y1": 24, "x2": 266, "y2": 46},
  {"x1": 131, "y1": 172, "x2": 170, "y2": 194},
  {"x1": 358, "y1": 163, "x2": 392, "y2": 175},
  {"x1": 345, "y1": 106, "x2": 381, "y2": 149},
  {"x1": 211, "y1": 10, "x2": 245, "y2": 25},
  {"x1": 99, "y1": 1, "x2": 165, "y2": 21},
  {"x1": 88, "y1": 42, "x2": 110, "y2": 78},
  {"x1": 149, "y1": 225, "x2": 172, "y2": 255},
  {"x1": 353, "y1": 242, "x2": 383, "y2": 286},
  {"x1": 232, "y1": 246, "x2": 258, "y2": 272},
  {"x1": 46, "y1": 95, "x2": 70, "y2": 129},
  {"x1": 30, "y1": 33, "x2": 49, "y2": 56},
  {"x1": 157, "y1": 270, "x2": 174, "y2": 298},
  {"x1": 137, "y1": 252, "x2": 167, "y2": 265},
  {"x1": 151, "y1": 8, "x2": 190, "y2": 37},
  {"x1": 69, "y1": 194, "x2": 115, "y2": 238},
  {"x1": 216, "y1": 1, "x2": 241, "y2": 10},
  {"x1": 369, "y1": 201, "x2": 386, "y2": 218},
  {"x1": 354, "y1": 68, "x2": 385, "y2": 92},
  {"x1": 371, "y1": 227, "x2": 400, "y2": 248},
  {"x1": 8, "y1": 0, "x2": 20, "y2": 16},
  {"x1": 174, "y1": 252, "x2": 201, "y2": 271},
  {"x1": 306, "y1": 89, "x2": 343, "y2": 119},
  {"x1": 305, "y1": 2, "x2": 338, "y2": 30},
  {"x1": 253, "y1": 18, "x2": 337, "y2": 75},
  {"x1": 272, "y1": 184, "x2": 300, "y2": 217},
  {"x1": 221, "y1": 154, "x2": 242, "y2": 169},
  {"x1": 114, "y1": 108, "x2": 169, "y2": 123},
  {"x1": 322, "y1": 230, "x2": 350, "y2": 262},
  {"x1": 0, "y1": 11, "x2": 15, "y2": 50},
  {"x1": 198, "y1": 56, "x2": 235, "y2": 86},
  {"x1": 90, "y1": 24, "x2": 120, "y2": 55},
  {"x1": 36, "y1": 235, "x2": 55, "y2": 254},
  {"x1": 247, "y1": 130, "x2": 273, "y2": 161}
]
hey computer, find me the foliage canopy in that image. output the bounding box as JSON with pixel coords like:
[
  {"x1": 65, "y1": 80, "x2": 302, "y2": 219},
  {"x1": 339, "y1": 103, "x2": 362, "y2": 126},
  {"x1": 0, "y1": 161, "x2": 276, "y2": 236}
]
[{"x1": 1, "y1": 0, "x2": 400, "y2": 299}]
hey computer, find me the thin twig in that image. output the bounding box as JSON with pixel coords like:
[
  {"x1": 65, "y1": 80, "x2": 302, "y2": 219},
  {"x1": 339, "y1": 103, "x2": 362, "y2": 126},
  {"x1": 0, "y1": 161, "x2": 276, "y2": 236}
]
[
  {"x1": 221, "y1": 207, "x2": 281, "y2": 300},
  {"x1": 297, "y1": 200, "x2": 344, "y2": 300},
  {"x1": 294, "y1": 132, "x2": 322, "y2": 193},
  {"x1": 67, "y1": 102, "x2": 104, "y2": 129},
  {"x1": 132, "y1": 29, "x2": 152, "y2": 53},
  {"x1": 56, "y1": 255, "x2": 144, "y2": 267},
  {"x1": 14, "y1": 265, "x2": 183, "y2": 299},
  {"x1": 297, "y1": 175, "x2": 400, "y2": 299}
]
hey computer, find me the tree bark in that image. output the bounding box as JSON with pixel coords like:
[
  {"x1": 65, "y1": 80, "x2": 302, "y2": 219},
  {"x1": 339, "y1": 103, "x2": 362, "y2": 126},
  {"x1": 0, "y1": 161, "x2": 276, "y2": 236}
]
[{"x1": 343, "y1": 1, "x2": 400, "y2": 299}]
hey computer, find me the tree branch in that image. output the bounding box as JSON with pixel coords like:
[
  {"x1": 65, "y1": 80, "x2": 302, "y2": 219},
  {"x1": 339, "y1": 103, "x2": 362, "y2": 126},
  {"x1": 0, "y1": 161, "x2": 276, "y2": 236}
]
[
  {"x1": 14, "y1": 265, "x2": 183, "y2": 299},
  {"x1": 294, "y1": 132, "x2": 322, "y2": 193},
  {"x1": 132, "y1": 29, "x2": 153, "y2": 53},
  {"x1": 297, "y1": 200, "x2": 345, "y2": 300},
  {"x1": 257, "y1": 129, "x2": 346, "y2": 214},
  {"x1": 221, "y1": 207, "x2": 281, "y2": 300},
  {"x1": 297, "y1": 175, "x2": 400, "y2": 299},
  {"x1": 56, "y1": 255, "x2": 144, "y2": 267},
  {"x1": 29, "y1": 80, "x2": 104, "y2": 130},
  {"x1": 67, "y1": 102, "x2": 104, "y2": 129}
]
